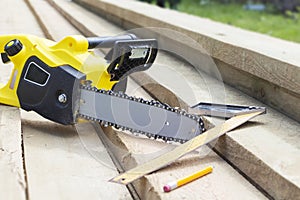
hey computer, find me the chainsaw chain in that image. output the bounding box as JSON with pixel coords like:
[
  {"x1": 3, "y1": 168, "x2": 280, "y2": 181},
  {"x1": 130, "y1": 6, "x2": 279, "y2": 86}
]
[{"x1": 78, "y1": 84, "x2": 206, "y2": 143}]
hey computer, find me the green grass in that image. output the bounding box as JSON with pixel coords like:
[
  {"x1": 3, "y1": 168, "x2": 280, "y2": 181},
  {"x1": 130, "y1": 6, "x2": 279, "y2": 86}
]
[{"x1": 175, "y1": 0, "x2": 300, "y2": 43}]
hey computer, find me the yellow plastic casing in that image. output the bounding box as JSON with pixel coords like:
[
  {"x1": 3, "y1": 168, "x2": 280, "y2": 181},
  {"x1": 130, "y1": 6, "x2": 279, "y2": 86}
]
[{"x1": 0, "y1": 34, "x2": 117, "y2": 108}]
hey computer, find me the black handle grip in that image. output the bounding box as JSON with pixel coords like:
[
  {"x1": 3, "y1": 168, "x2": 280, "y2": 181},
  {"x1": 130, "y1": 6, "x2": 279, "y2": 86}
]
[{"x1": 87, "y1": 34, "x2": 137, "y2": 49}]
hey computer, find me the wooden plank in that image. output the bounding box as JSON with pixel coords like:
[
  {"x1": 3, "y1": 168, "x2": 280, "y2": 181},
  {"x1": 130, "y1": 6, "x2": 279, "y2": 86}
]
[
  {"x1": 73, "y1": 0, "x2": 300, "y2": 94},
  {"x1": 24, "y1": 0, "x2": 80, "y2": 40},
  {"x1": 0, "y1": 0, "x2": 44, "y2": 36},
  {"x1": 47, "y1": 1, "x2": 300, "y2": 199},
  {"x1": 0, "y1": 106, "x2": 25, "y2": 200},
  {"x1": 46, "y1": 0, "x2": 123, "y2": 37},
  {"x1": 0, "y1": 0, "x2": 47, "y2": 199},
  {"x1": 20, "y1": 0, "x2": 131, "y2": 199},
  {"x1": 22, "y1": 112, "x2": 131, "y2": 200}
]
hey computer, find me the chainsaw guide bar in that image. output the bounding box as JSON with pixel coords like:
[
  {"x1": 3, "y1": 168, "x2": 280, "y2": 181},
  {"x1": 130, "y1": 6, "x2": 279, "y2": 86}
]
[{"x1": 78, "y1": 84, "x2": 206, "y2": 143}]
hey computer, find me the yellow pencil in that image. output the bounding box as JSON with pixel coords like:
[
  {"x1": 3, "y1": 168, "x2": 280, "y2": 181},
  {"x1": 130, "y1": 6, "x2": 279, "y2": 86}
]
[{"x1": 163, "y1": 166, "x2": 213, "y2": 192}]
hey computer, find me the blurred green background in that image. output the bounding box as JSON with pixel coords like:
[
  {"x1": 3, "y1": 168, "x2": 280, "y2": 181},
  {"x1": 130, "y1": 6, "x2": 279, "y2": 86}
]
[{"x1": 139, "y1": 0, "x2": 300, "y2": 43}]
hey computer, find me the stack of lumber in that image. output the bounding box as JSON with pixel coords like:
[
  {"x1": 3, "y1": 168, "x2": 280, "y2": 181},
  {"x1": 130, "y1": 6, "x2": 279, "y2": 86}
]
[{"x1": 0, "y1": 0, "x2": 299, "y2": 199}]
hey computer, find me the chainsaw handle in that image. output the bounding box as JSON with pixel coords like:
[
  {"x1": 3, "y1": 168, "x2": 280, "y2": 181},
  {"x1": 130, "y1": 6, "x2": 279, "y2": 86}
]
[{"x1": 87, "y1": 34, "x2": 137, "y2": 49}]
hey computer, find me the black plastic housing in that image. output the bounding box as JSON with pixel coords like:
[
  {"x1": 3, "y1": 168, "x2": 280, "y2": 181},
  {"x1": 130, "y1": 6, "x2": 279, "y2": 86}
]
[{"x1": 17, "y1": 56, "x2": 86, "y2": 125}]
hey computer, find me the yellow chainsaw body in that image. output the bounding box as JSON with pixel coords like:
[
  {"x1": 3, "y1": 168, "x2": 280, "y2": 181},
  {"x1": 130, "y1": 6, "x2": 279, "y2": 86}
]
[{"x1": 0, "y1": 34, "x2": 116, "y2": 108}]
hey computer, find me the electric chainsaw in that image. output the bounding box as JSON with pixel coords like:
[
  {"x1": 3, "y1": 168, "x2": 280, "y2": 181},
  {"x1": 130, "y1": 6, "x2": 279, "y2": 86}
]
[{"x1": 0, "y1": 34, "x2": 265, "y2": 143}]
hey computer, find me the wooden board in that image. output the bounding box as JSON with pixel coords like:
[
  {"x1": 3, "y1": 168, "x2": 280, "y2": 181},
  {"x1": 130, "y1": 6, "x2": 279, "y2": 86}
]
[
  {"x1": 46, "y1": 0, "x2": 123, "y2": 37},
  {"x1": 73, "y1": 0, "x2": 300, "y2": 94},
  {"x1": 22, "y1": 112, "x2": 131, "y2": 200},
  {"x1": 24, "y1": 0, "x2": 80, "y2": 40},
  {"x1": 0, "y1": 0, "x2": 46, "y2": 199},
  {"x1": 0, "y1": 106, "x2": 25, "y2": 200}
]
